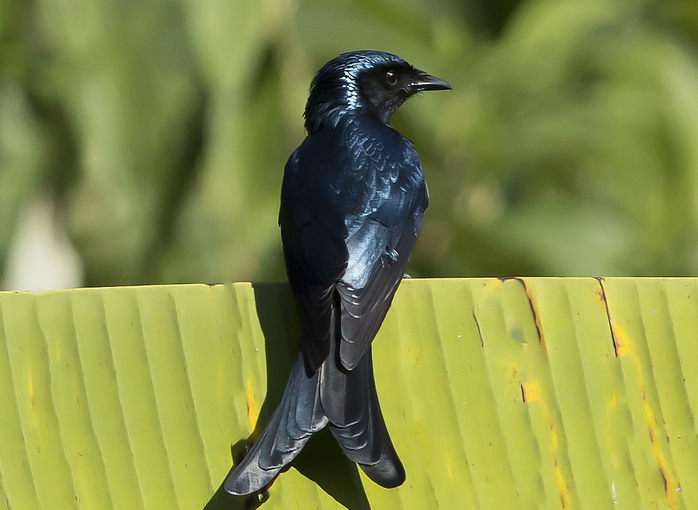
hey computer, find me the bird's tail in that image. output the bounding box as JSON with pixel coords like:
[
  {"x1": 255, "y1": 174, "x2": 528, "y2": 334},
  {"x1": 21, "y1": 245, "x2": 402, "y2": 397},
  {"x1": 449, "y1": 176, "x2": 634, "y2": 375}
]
[
  {"x1": 224, "y1": 352, "x2": 328, "y2": 495},
  {"x1": 321, "y1": 346, "x2": 405, "y2": 488},
  {"x1": 224, "y1": 347, "x2": 404, "y2": 495}
]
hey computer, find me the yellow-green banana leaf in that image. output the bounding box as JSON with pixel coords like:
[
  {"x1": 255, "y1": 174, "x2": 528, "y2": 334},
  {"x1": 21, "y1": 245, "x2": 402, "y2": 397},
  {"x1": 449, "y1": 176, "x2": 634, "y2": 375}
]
[{"x1": 0, "y1": 278, "x2": 696, "y2": 509}]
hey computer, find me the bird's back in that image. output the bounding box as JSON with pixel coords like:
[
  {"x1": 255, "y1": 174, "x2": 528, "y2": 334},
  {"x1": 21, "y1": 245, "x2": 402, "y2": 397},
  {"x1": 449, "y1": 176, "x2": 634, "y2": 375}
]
[{"x1": 280, "y1": 113, "x2": 427, "y2": 371}]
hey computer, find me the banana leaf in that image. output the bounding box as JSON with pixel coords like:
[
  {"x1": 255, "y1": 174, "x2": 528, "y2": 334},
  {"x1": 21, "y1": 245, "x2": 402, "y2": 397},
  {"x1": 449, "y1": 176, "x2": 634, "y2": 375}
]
[{"x1": 0, "y1": 278, "x2": 695, "y2": 509}]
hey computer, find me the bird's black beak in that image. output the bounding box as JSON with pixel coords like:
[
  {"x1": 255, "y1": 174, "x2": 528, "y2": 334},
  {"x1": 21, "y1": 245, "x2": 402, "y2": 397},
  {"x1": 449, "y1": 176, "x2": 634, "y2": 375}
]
[{"x1": 409, "y1": 70, "x2": 452, "y2": 92}]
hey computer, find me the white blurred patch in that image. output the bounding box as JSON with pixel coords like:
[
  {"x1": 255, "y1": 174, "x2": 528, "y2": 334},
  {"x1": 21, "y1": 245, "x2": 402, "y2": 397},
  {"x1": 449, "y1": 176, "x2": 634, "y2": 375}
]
[{"x1": 2, "y1": 195, "x2": 84, "y2": 292}]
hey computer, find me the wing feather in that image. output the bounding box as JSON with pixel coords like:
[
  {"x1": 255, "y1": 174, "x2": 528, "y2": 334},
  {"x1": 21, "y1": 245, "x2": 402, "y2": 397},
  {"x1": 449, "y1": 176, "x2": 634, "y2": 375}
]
[{"x1": 337, "y1": 169, "x2": 427, "y2": 370}]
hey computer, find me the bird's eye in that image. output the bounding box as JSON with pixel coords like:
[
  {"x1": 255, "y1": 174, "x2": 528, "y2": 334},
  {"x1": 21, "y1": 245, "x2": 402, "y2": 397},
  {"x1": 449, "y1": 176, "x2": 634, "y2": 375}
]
[{"x1": 385, "y1": 70, "x2": 398, "y2": 87}]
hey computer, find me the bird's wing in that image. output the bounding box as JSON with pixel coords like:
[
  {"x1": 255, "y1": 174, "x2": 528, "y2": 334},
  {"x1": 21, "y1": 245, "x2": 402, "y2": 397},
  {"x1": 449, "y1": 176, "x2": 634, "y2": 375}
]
[
  {"x1": 336, "y1": 159, "x2": 428, "y2": 370},
  {"x1": 279, "y1": 148, "x2": 349, "y2": 372},
  {"x1": 280, "y1": 124, "x2": 427, "y2": 373}
]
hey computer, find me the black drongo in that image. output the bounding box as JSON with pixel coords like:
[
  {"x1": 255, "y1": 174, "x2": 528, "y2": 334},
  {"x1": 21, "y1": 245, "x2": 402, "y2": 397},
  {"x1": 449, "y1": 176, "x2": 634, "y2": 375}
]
[{"x1": 225, "y1": 50, "x2": 450, "y2": 496}]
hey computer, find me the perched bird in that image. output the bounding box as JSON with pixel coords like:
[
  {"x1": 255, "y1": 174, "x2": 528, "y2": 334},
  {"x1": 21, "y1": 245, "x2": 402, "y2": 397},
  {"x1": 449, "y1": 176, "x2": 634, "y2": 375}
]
[{"x1": 225, "y1": 50, "x2": 450, "y2": 495}]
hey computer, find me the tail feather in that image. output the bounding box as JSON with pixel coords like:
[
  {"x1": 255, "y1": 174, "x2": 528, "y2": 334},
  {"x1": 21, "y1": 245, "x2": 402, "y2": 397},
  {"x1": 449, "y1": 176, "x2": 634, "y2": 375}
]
[
  {"x1": 225, "y1": 345, "x2": 404, "y2": 496},
  {"x1": 322, "y1": 347, "x2": 405, "y2": 487},
  {"x1": 356, "y1": 359, "x2": 406, "y2": 488},
  {"x1": 224, "y1": 353, "x2": 328, "y2": 495}
]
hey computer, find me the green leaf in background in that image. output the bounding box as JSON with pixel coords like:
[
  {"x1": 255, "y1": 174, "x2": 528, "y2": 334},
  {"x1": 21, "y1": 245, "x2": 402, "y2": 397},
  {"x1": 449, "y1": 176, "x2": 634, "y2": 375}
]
[
  {"x1": 1, "y1": 278, "x2": 696, "y2": 509},
  {"x1": 6, "y1": 0, "x2": 698, "y2": 288}
]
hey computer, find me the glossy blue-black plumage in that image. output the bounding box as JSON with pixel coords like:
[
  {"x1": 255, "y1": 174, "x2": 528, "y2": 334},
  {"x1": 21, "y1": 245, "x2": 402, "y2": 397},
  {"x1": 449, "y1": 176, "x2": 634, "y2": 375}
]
[{"x1": 225, "y1": 50, "x2": 450, "y2": 496}]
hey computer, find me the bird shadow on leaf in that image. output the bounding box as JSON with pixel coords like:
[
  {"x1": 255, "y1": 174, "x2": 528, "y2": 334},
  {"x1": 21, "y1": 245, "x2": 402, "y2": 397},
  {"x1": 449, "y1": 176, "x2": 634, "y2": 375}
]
[{"x1": 203, "y1": 282, "x2": 371, "y2": 510}]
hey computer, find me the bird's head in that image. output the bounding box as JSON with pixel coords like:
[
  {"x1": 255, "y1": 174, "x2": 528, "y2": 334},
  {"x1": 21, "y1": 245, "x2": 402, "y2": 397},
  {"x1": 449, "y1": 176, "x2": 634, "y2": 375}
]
[{"x1": 304, "y1": 50, "x2": 451, "y2": 133}]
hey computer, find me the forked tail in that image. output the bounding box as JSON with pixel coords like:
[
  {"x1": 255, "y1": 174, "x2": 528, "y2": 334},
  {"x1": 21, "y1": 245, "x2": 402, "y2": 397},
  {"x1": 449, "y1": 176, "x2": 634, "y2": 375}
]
[{"x1": 224, "y1": 347, "x2": 404, "y2": 495}]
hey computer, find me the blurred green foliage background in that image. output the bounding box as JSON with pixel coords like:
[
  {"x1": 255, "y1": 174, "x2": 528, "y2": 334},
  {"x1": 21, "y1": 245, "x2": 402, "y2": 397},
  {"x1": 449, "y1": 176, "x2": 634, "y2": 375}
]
[{"x1": 3, "y1": 0, "x2": 698, "y2": 288}]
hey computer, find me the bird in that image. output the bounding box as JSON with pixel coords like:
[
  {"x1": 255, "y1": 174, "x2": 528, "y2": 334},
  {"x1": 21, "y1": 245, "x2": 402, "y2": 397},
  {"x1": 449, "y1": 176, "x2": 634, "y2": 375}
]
[{"x1": 224, "y1": 50, "x2": 451, "y2": 496}]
